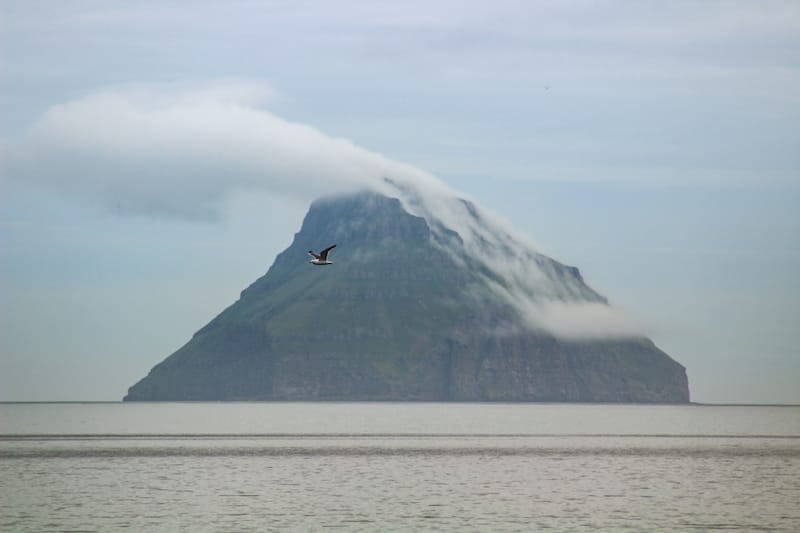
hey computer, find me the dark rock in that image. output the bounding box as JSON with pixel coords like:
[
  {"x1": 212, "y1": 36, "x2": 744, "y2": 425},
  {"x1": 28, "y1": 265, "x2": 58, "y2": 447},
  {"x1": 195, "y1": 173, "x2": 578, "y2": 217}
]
[{"x1": 124, "y1": 192, "x2": 689, "y2": 402}]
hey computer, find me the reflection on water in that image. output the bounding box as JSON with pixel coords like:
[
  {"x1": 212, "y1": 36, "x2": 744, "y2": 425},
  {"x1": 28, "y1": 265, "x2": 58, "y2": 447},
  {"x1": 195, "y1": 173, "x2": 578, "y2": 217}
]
[{"x1": 1, "y1": 403, "x2": 799, "y2": 532}]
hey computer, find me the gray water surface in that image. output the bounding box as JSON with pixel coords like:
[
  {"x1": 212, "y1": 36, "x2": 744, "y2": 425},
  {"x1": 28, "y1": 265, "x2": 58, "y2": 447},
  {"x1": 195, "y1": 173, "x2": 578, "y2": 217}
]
[{"x1": 2, "y1": 403, "x2": 799, "y2": 531}]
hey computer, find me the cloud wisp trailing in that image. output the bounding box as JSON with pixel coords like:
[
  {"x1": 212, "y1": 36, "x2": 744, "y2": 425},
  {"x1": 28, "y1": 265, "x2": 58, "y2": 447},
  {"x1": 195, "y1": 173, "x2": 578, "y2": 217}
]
[
  {"x1": 7, "y1": 81, "x2": 645, "y2": 340},
  {"x1": 7, "y1": 81, "x2": 410, "y2": 218}
]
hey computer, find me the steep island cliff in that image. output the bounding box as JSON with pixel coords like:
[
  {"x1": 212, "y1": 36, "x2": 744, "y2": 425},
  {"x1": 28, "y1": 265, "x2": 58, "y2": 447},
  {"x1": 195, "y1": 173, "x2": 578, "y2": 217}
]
[{"x1": 125, "y1": 192, "x2": 689, "y2": 402}]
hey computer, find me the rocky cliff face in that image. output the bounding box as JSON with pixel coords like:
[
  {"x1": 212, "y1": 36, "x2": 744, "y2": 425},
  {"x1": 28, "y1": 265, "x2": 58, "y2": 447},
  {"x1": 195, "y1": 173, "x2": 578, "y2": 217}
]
[{"x1": 124, "y1": 192, "x2": 689, "y2": 402}]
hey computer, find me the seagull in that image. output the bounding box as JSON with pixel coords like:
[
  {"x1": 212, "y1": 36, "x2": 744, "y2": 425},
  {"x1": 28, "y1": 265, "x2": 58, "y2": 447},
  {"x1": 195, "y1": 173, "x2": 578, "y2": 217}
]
[{"x1": 308, "y1": 244, "x2": 336, "y2": 266}]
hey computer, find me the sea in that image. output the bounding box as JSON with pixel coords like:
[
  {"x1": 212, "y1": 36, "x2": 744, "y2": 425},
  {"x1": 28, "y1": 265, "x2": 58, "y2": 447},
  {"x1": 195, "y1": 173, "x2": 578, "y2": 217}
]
[{"x1": 1, "y1": 403, "x2": 799, "y2": 532}]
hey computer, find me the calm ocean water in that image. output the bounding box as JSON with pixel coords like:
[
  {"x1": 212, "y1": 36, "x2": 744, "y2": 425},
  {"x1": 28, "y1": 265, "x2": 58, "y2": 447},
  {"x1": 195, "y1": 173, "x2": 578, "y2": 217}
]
[{"x1": 1, "y1": 403, "x2": 799, "y2": 532}]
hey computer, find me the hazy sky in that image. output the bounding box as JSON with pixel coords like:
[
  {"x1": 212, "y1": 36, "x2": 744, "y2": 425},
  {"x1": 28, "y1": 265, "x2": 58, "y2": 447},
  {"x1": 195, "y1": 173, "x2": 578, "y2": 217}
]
[{"x1": 1, "y1": 1, "x2": 798, "y2": 403}]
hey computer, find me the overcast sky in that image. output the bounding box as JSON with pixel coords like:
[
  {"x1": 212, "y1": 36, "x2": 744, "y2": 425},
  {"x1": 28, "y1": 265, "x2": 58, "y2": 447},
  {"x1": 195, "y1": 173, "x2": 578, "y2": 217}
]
[{"x1": 1, "y1": 1, "x2": 798, "y2": 403}]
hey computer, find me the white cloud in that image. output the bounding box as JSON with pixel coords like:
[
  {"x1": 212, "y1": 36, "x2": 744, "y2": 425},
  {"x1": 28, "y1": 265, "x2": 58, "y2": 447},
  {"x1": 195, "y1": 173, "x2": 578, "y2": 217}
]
[
  {"x1": 8, "y1": 80, "x2": 396, "y2": 218},
  {"x1": 532, "y1": 301, "x2": 647, "y2": 340},
  {"x1": 6, "y1": 81, "x2": 646, "y2": 339}
]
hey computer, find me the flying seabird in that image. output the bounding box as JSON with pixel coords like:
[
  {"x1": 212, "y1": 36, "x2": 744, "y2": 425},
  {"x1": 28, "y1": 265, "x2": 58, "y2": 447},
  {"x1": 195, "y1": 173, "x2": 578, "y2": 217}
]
[{"x1": 308, "y1": 244, "x2": 336, "y2": 266}]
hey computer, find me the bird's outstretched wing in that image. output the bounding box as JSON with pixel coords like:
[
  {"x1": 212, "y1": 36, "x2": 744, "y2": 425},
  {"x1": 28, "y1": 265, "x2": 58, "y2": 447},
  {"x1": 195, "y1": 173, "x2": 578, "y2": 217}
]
[
  {"x1": 319, "y1": 244, "x2": 336, "y2": 260},
  {"x1": 308, "y1": 250, "x2": 321, "y2": 260}
]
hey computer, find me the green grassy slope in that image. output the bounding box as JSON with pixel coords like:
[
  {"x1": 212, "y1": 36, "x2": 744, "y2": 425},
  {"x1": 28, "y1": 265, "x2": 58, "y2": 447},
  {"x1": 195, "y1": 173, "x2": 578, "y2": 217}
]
[{"x1": 124, "y1": 193, "x2": 689, "y2": 402}]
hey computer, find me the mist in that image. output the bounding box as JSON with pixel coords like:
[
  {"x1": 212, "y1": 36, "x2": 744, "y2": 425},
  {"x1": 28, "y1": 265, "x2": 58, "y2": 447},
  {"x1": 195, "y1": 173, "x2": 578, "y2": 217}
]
[{"x1": 8, "y1": 81, "x2": 645, "y2": 339}]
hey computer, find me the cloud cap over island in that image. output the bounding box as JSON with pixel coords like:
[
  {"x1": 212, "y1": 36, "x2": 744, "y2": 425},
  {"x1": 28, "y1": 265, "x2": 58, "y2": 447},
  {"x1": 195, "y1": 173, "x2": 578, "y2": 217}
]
[{"x1": 8, "y1": 82, "x2": 646, "y2": 340}]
